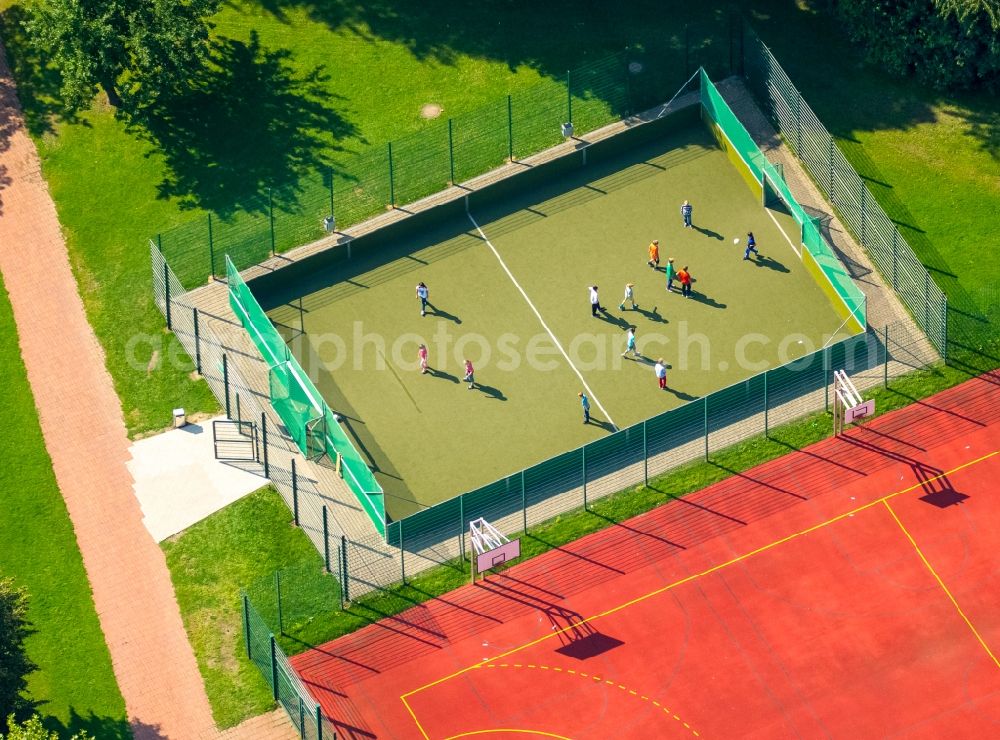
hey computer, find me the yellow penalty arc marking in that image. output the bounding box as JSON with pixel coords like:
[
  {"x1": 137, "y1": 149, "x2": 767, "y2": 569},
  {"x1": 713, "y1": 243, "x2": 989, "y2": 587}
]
[
  {"x1": 477, "y1": 663, "x2": 700, "y2": 736},
  {"x1": 883, "y1": 500, "x2": 1000, "y2": 669},
  {"x1": 442, "y1": 730, "x2": 573, "y2": 739}
]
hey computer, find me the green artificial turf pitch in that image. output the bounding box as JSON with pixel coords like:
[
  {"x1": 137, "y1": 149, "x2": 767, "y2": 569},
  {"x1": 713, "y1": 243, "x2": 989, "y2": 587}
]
[{"x1": 264, "y1": 121, "x2": 854, "y2": 518}]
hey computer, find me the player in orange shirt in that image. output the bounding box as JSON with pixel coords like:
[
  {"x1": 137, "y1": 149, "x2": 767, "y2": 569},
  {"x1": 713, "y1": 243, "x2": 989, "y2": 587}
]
[{"x1": 647, "y1": 239, "x2": 660, "y2": 269}]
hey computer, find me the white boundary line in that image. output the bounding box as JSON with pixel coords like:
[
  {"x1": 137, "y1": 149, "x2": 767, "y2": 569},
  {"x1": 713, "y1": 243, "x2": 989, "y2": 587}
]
[
  {"x1": 764, "y1": 206, "x2": 802, "y2": 259},
  {"x1": 465, "y1": 207, "x2": 618, "y2": 431}
]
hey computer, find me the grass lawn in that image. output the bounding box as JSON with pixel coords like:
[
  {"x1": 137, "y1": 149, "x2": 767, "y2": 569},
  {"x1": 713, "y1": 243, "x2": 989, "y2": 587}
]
[
  {"x1": 161, "y1": 485, "x2": 332, "y2": 729},
  {"x1": 0, "y1": 275, "x2": 128, "y2": 738},
  {"x1": 748, "y1": 1, "x2": 1000, "y2": 365}
]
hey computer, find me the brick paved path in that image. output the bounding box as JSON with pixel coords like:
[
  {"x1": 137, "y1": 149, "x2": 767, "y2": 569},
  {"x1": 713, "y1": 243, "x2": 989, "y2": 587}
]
[{"x1": 0, "y1": 43, "x2": 292, "y2": 740}]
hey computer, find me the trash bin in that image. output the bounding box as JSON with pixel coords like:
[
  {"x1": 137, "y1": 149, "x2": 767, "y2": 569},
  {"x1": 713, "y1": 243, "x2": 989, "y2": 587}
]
[{"x1": 172, "y1": 408, "x2": 187, "y2": 428}]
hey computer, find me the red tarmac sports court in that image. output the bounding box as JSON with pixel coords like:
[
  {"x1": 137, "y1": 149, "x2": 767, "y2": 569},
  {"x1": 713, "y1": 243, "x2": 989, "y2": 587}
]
[{"x1": 292, "y1": 372, "x2": 1000, "y2": 739}]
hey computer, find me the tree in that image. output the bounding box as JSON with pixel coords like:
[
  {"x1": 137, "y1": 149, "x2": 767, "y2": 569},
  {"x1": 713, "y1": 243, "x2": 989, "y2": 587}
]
[
  {"x1": 22, "y1": 0, "x2": 221, "y2": 112},
  {"x1": 2, "y1": 714, "x2": 94, "y2": 740},
  {"x1": 0, "y1": 579, "x2": 34, "y2": 733},
  {"x1": 834, "y1": 0, "x2": 1000, "y2": 91},
  {"x1": 935, "y1": 0, "x2": 1000, "y2": 29}
]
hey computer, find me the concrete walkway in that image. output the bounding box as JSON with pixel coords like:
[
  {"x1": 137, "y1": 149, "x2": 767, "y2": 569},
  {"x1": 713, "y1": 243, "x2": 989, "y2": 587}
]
[{"x1": 0, "y1": 43, "x2": 292, "y2": 739}]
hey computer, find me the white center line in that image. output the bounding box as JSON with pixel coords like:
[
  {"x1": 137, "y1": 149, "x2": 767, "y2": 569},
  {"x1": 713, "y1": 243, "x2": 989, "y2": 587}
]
[{"x1": 466, "y1": 207, "x2": 618, "y2": 431}]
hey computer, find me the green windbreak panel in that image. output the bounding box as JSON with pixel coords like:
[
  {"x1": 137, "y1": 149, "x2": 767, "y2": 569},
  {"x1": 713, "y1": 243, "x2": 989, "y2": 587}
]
[
  {"x1": 322, "y1": 407, "x2": 386, "y2": 528},
  {"x1": 803, "y1": 216, "x2": 867, "y2": 325},
  {"x1": 228, "y1": 257, "x2": 386, "y2": 536},
  {"x1": 269, "y1": 364, "x2": 318, "y2": 455},
  {"x1": 700, "y1": 69, "x2": 767, "y2": 181},
  {"x1": 701, "y1": 71, "x2": 865, "y2": 331},
  {"x1": 228, "y1": 259, "x2": 288, "y2": 367}
]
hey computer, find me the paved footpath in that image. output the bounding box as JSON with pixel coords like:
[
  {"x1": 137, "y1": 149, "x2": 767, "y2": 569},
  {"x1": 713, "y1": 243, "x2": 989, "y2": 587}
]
[{"x1": 0, "y1": 44, "x2": 293, "y2": 739}]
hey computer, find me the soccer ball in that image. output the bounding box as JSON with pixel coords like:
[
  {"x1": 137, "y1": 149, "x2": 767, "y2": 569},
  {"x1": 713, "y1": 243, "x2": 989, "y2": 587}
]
[{"x1": 733, "y1": 237, "x2": 740, "y2": 245}]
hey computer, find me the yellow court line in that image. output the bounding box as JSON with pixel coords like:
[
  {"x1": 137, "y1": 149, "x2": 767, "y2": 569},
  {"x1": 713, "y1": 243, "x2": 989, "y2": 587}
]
[
  {"x1": 401, "y1": 694, "x2": 430, "y2": 740},
  {"x1": 400, "y1": 448, "x2": 998, "y2": 708},
  {"x1": 883, "y1": 500, "x2": 1000, "y2": 669}
]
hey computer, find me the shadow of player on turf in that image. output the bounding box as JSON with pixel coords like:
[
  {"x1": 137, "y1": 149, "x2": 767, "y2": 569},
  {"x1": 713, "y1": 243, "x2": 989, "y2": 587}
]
[
  {"x1": 586, "y1": 417, "x2": 616, "y2": 432},
  {"x1": 426, "y1": 304, "x2": 463, "y2": 324},
  {"x1": 427, "y1": 367, "x2": 460, "y2": 383},
  {"x1": 689, "y1": 291, "x2": 727, "y2": 309},
  {"x1": 633, "y1": 305, "x2": 667, "y2": 323},
  {"x1": 693, "y1": 225, "x2": 724, "y2": 240},
  {"x1": 751, "y1": 254, "x2": 790, "y2": 273},
  {"x1": 474, "y1": 383, "x2": 507, "y2": 401}
]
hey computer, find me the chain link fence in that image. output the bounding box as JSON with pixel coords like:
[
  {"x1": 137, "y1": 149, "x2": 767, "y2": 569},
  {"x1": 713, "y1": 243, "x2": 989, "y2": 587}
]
[{"x1": 741, "y1": 28, "x2": 948, "y2": 357}]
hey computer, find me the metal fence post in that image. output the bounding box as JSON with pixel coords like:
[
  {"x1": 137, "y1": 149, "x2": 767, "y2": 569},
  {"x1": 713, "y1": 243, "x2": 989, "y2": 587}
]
[
  {"x1": 261, "y1": 413, "x2": 270, "y2": 478},
  {"x1": 448, "y1": 119, "x2": 455, "y2": 183},
  {"x1": 642, "y1": 420, "x2": 648, "y2": 486},
  {"x1": 269, "y1": 634, "x2": 278, "y2": 700},
  {"x1": 316, "y1": 704, "x2": 323, "y2": 740},
  {"x1": 268, "y1": 187, "x2": 276, "y2": 256},
  {"x1": 521, "y1": 471, "x2": 527, "y2": 533},
  {"x1": 223, "y1": 355, "x2": 230, "y2": 418},
  {"x1": 828, "y1": 137, "x2": 834, "y2": 201},
  {"x1": 507, "y1": 95, "x2": 513, "y2": 161},
  {"x1": 582, "y1": 446, "x2": 588, "y2": 510},
  {"x1": 328, "y1": 167, "x2": 335, "y2": 224},
  {"x1": 924, "y1": 272, "x2": 930, "y2": 330},
  {"x1": 322, "y1": 506, "x2": 330, "y2": 572},
  {"x1": 623, "y1": 48, "x2": 633, "y2": 114},
  {"x1": 163, "y1": 261, "x2": 171, "y2": 330},
  {"x1": 941, "y1": 295, "x2": 949, "y2": 359},
  {"x1": 892, "y1": 230, "x2": 899, "y2": 290},
  {"x1": 207, "y1": 213, "x2": 215, "y2": 279},
  {"x1": 795, "y1": 90, "x2": 802, "y2": 155},
  {"x1": 235, "y1": 392, "x2": 241, "y2": 424},
  {"x1": 275, "y1": 570, "x2": 283, "y2": 635},
  {"x1": 824, "y1": 346, "x2": 831, "y2": 412},
  {"x1": 860, "y1": 187, "x2": 867, "y2": 247},
  {"x1": 764, "y1": 370, "x2": 769, "y2": 437},
  {"x1": 459, "y1": 495, "x2": 466, "y2": 563},
  {"x1": 340, "y1": 535, "x2": 349, "y2": 603},
  {"x1": 388, "y1": 142, "x2": 395, "y2": 208},
  {"x1": 193, "y1": 308, "x2": 202, "y2": 375},
  {"x1": 566, "y1": 70, "x2": 572, "y2": 124},
  {"x1": 703, "y1": 396, "x2": 709, "y2": 461},
  {"x1": 399, "y1": 518, "x2": 405, "y2": 584},
  {"x1": 291, "y1": 458, "x2": 299, "y2": 526},
  {"x1": 884, "y1": 324, "x2": 890, "y2": 388},
  {"x1": 242, "y1": 593, "x2": 251, "y2": 658}
]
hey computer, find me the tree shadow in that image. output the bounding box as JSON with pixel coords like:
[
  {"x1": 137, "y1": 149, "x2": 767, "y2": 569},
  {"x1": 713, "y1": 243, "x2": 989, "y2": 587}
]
[
  {"x1": 130, "y1": 31, "x2": 357, "y2": 216},
  {"x1": 0, "y1": 6, "x2": 79, "y2": 140},
  {"x1": 42, "y1": 710, "x2": 139, "y2": 740}
]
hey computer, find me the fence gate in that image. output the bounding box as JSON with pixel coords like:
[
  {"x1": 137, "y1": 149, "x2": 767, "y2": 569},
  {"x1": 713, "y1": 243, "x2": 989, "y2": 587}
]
[{"x1": 213, "y1": 420, "x2": 259, "y2": 462}]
